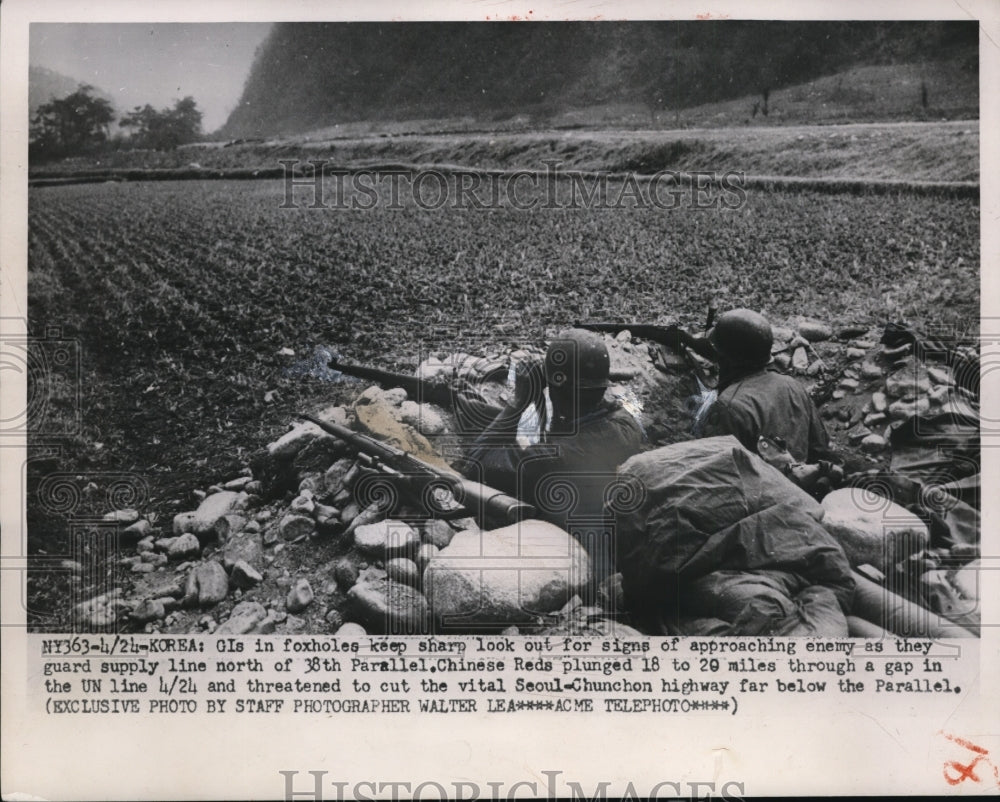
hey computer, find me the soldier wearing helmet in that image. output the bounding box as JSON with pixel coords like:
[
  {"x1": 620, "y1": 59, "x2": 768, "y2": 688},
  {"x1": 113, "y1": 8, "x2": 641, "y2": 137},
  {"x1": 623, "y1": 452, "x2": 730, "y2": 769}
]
[
  {"x1": 462, "y1": 328, "x2": 643, "y2": 587},
  {"x1": 703, "y1": 309, "x2": 830, "y2": 464}
]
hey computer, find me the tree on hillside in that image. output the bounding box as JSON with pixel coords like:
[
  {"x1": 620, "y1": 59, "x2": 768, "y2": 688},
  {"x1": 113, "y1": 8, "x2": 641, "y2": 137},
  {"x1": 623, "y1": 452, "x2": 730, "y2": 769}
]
[
  {"x1": 30, "y1": 84, "x2": 115, "y2": 160},
  {"x1": 121, "y1": 96, "x2": 203, "y2": 150}
]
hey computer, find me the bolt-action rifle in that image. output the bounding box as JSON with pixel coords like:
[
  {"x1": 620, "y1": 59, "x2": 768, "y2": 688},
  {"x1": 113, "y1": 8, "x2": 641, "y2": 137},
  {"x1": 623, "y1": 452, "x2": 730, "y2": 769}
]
[
  {"x1": 574, "y1": 320, "x2": 719, "y2": 389},
  {"x1": 298, "y1": 414, "x2": 534, "y2": 526},
  {"x1": 327, "y1": 357, "x2": 505, "y2": 432}
]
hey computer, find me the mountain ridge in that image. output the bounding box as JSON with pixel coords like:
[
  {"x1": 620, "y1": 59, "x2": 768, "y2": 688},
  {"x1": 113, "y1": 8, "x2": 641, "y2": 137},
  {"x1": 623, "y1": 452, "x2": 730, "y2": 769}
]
[{"x1": 219, "y1": 21, "x2": 977, "y2": 138}]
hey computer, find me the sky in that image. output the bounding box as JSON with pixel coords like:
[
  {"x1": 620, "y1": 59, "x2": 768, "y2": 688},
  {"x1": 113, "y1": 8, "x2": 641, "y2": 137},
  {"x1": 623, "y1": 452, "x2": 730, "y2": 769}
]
[{"x1": 29, "y1": 23, "x2": 273, "y2": 132}]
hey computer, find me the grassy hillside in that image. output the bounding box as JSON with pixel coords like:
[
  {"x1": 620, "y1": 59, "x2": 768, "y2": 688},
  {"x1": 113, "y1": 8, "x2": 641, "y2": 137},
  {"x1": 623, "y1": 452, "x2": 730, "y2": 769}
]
[{"x1": 220, "y1": 21, "x2": 977, "y2": 139}]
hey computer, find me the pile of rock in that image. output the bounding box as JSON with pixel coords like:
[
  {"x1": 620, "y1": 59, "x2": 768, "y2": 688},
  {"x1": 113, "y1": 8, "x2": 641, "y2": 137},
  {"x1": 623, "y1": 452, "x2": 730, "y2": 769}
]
[
  {"x1": 82, "y1": 379, "x2": 624, "y2": 635},
  {"x1": 73, "y1": 323, "x2": 978, "y2": 636}
]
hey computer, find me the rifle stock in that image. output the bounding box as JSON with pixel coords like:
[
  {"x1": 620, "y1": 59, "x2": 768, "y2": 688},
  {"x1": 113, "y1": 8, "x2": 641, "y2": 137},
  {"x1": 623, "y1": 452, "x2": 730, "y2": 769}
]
[{"x1": 298, "y1": 413, "x2": 534, "y2": 526}]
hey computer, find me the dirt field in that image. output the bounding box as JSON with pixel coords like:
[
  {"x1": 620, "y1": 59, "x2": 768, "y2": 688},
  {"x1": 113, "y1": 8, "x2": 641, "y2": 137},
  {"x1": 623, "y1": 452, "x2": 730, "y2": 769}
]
[{"x1": 25, "y1": 142, "x2": 980, "y2": 629}]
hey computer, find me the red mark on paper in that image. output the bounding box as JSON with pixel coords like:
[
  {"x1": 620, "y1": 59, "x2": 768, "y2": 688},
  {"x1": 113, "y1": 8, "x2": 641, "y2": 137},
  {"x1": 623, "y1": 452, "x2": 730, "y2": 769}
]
[{"x1": 939, "y1": 731, "x2": 999, "y2": 787}]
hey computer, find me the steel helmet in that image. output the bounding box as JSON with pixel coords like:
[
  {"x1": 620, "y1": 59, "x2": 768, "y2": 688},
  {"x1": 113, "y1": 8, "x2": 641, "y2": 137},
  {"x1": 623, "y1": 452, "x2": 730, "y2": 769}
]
[
  {"x1": 544, "y1": 329, "x2": 610, "y2": 390},
  {"x1": 708, "y1": 309, "x2": 773, "y2": 367}
]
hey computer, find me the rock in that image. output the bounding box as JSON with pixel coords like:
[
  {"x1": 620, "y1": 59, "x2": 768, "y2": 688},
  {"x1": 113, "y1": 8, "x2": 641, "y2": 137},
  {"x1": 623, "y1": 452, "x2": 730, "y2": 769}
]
[
  {"x1": 795, "y1": 319, "x2": 833, "y2": 342},
  {"x1": 398, "y1": 401, "x2": 447, "y2": 436},
  {"x1": 772, "y1": 352, "x2": 791, "y2": 370},
  {"x1": 871, "y1": 391, "x2": 888, "y2": 412},
  {"x1": 354, "y1": 519, "x2": 420, "y2": 558},
  {"x1": 230, "y1": 560, "x2": 263, "y2": 589},
  {"x1": 422, "y1": 520, "x2": 592, "y2": 629},
  {"x1": 415, "y1": 543, "x2": 439, "y2": 573},
  {"x1": 141, "y1": 551, "x2": 168, "y2": 567},
  {"x1": 321, "y1": 458, "x2": 356, "y2": 500},
  {"x1": 887, "y1": 397, "x2": 930, "y2": 422},
  {"x1": 255, "y1": 509, "x2": 273, "y2": 522},
  {"x1": 213, "y1": 514, "x2": 247, "y2": 542},
  {"x1": 927, "y1": 366, "x2": 953, "y2": 385},
  {"x1": 243, "y1": 520, "x2": 261, "y2": 534},
  {"x1": 859, "y1": 434, "x2": 887, "y2": 453},
  {"x1": 102, "y1": 508, "x2": 140, "y2": 524},
  {"x1": 251, "y1": 613, "x2": 279, "y2": 634},
  {"x1": 846, "y1": 424, "x2": 873, "y2": 444},
  {"x1": 771, "y1": 326, "x2": 795, "y2": 345},
  {"x1": 73, "y1": 590, "x2": 122, "y2": 629},
  {"x1": 839, "y1": 377, "x2": 860, "y2": 391},
  {"x1": 131, "y1": 599, "x2": 166, "y2": 623},
  {"x1": 449, "y1": 517, "x2": 480, "y2": 533},
  {"x1": 290, "y1": 495, "x2": 315, "y2": 515},
  {"x1": 335, "y1": 622, "x2": 367, "y2": 637},
  {"x1": 286, "y1": 578, "x2": 315, "y2": 613},
  {"x1": 791, "y1": 347, "x2": 809, "y2": 372},
  {"x1": 216, "y1": 601, "x2": 268, "y2": 635},
  {"x1": 315, "y1": 404, "x2": 352, "y2": 427},
  {"x1": 223, "y1": 476, "x2": 253, "y2": 492},
  {"x1": 279, "y1": 514, "x2": 315, "y2": 542},
  {"x1": 334, "y1": 558, "x2": 361, "y2": 589},
  {"x1": 131, "y1": 562, "x2": 156, "y2": 574},
  {"x1": 193, "y1": 489, "x2": 208, "y2": 503},
  {"x1": 386, "y1": 557, "x2": 421, "y2": 588},
  {"x1": 806, "y1": 359, "x2": 823, "y2": 377},
  {"x1": 422, "y1": 519, "x2": 456, "y2": 549},
  {"x1": 267, "y1": 420, "x2": 329, "y2": 460},
  {"x1": 223, "y1": 532, "x2": 263, "y2": 571},
  {"x1": 838, "y1": 326, "x2": 869, "y2": 340},
  {"x1": 382, "y1": 388, "x2": 407, "y2": 406},
  {"x1": 156, "y1": 596, "x2": 180, "y2": 612},
  {"x1": 189, "y1": 491, "x2": 248, "y2": 538},
  {"x1": 845, "y1": 347, "x2": 867, "y2": 359},
  {"x1": 325, "y1": 608, "x2": 344, "y2": 629},
  {"x1": 864, "y1": 412, "x2": 887, "y2": 427},
  {"x1": 136, "y1": 536, "x2": 155, "y2": 552},
  {"x1": 820, "y1": 488, "x2": 929, "y2": 569},
  {"x1": 313, "y1": 503, "x2": 340, "y2": 523},
  {"x1": 168, "y1": 533, "x2": 202, "y2": 560},
  {"x1": 928, "y1": 385, "x2": 951, "y2": 404},
  {"x1": 172, "y1": 512, "x2": 197, "y2": 536},
  {"x1": 831, "y1": 390, "x2": 846, "y2": 400},
  {"x1": 122, "y1": 519, "x2": 152, "y2": 542},
  {"x1": 347, "y1": 578, "x2": 430, "y2": 634},
  {"x1": 860, "y1": 362, "x2": 883, "y2": 379},
  {"x1": 354, "y1": 392, "x2": 451, "y2": 470},
  {"x1": 146, "y1": 577, "x2": 186, "y2": 599},
  {"x1": 184, "y1": 561, "x2": 229, "y2": 607},
  {"x1": 244, "y1": 480, "x2": 264, "y2": 496},
  {"x1": 60, "y1": 559, "x2": 84, "y2": 574},
  {"x1": 344, "y1": 502, "x2": 387, "y2": 537},
  {"x1": 340, "y1": 500, "x2": 362, "y2": 525}
]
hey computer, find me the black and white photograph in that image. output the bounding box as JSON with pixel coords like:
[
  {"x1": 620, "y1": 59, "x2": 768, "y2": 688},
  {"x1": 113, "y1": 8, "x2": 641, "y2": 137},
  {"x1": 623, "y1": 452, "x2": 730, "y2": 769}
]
[{"x1": 2, "y1": 1, "x2": 997, "y2": 798}]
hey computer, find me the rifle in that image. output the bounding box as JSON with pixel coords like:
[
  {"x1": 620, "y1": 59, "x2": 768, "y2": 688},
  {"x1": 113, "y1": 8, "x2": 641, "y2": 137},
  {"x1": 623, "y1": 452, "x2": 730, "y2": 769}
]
[
  {"x1": 575, "y1": 322, "x2": 718, "y2": 388},
  {"x1": 327, "y1": 357, "x2": 505, "y2": 432},
  {"x1": 298, "y1": 414, "x2": 534, "y2": 527}
]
